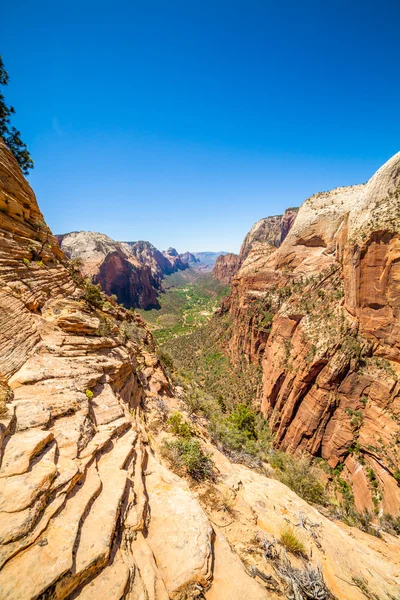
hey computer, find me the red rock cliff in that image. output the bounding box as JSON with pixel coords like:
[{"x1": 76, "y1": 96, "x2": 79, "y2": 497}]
[
  {"x1": 228, "y1": 154, "x2": 400, "y2": 515},
  {"x1": 212, "y1": 209, "x2": 298, "y2": 284}
]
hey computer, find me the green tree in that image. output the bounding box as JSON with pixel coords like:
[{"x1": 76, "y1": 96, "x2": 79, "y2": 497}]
[{"x1": 0, "y1": 56, "x2": 33, "y2": 174}]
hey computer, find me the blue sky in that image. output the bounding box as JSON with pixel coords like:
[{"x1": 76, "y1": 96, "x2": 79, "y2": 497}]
[{"x1": 2, "y1": 0, "x2": 400, "y2": 252}]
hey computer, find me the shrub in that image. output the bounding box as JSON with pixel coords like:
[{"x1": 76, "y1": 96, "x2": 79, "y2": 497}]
[
  {"x1": 167, "y1": 412, "x2": 193, "y2": 439},
  {"x1": 163, "y1": 438, "x2": 213, "y2": 481},
  {"x1": 380, "y1": 513, "x2": 400, "y2": 536},
  {"x1": 96, "y1": 316, "x2": 114, "y2": 336},
  {"x1": 280, "y1": 525, "x2": 306, "y2": 556},
  {"x1": 269, "y1": 451, "x2": 327, "y2": 506},
  {"x1": 183, "y1": 387, "x2": 217, "y2": 418},
  {"x1": 22, "y1": 258, "x2": 30, "y2": 267},
  {"x1": 157, "y1": 350, "x2": 174, "y2": 373},
  {"x1": 208, "y1": 406, "x2": 272, "y2": 462},
  {"x1": 227, "y1": 403, "x2": 257, "y2": 440},
  {"x1": 84, "y1": 281, "x2": 104, "y2": 308},
  {"x1": 85, "y1": 389, "x2": 94, "y2": 400}
]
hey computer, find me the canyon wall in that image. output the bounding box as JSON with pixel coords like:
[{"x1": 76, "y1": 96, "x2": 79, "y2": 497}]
[
  {"x1": 228, "y1": 154, "x2": 400, "y2": 515},
  {"x1": 212, "y1": 208, "x2": 298, "y2": 284},
  {"x1": 57, "y1": 234, "x2": 192, "y2": 309},
  {"x1": 212, "y1": 252, "x2": 240, "y2": 284}
]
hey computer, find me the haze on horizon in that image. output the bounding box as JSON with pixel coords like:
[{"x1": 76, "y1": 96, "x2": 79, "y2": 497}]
[{"x1": 2, "y1": 0, "x2": 399, "y2": 254}]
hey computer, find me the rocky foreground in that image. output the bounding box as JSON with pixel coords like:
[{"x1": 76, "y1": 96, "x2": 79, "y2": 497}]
[
  {"x1": 0, "y1": 141, "x2": 399, "y2": 599},
  {"x1": 226, "y1": 152, "x2": 400, "y2": 517}
]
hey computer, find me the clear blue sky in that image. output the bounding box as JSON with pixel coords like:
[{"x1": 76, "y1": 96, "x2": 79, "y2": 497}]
[{"x1": 2, "y1": 0, "x2": 399, "y2": 253}]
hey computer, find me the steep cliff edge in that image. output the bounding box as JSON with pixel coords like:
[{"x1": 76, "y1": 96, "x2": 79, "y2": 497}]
[
  {"x1": 239, "y1": 207, "x2": 299, "y2": 263},
  {"x1": 212, "y1": 252, "x2": 240, "y2": 284},
  {"x1": 57, "y1": 234, "x2": 192, "y2": 310},
  {"x1": 212, "y1": 209, "x2": 298, "y2": 284},
  {"x1": 1, "y1": 140, "x2": 399, "y2": 599},
  {"x1": 228, "y1": 153, "x2": 400, "y2": 516}
]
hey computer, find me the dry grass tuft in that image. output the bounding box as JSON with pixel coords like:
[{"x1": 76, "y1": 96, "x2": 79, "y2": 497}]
[{"x1": 280, "y1": 524, "x2": 307, "y2": 556}]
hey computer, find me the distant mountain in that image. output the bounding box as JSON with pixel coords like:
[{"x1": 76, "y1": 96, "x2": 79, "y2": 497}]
[
  {"x1": 56, "y1": 232, "x2": 223, "y2": 308},
  {"x1": 57, "y1": 232, "x2": 193, "y2": 309},
  {"x1": 191, "y1": 251, "x2": 228, "y2": 268}
]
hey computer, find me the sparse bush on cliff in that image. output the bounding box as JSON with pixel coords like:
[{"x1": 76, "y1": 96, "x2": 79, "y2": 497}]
[
  {"x1": 167, "y1": 411, "x2": 193, "y2": 439},
  {"x1": 157, "y1": 349, "x2": 174, "y2": 374},
  {"x1": 96, "y1": 316, "x2": 114, "y2": 336},
  {"x1": 162, "y1": 438, "x2": 214, "y2": 481},
  {"x1": 269, "y1": 451, "x2": 327, "y2": 506},
  {"x1": 84, "y1": 281, "x2": 104, "y2": 308},
  {"x1": 380, "y1": 513, "x2": 400, "y2": 536}
]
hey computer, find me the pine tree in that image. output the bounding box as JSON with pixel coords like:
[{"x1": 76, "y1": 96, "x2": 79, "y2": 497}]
[{"x1": 0, "y1": 56, "x2": 33, "y2": 175}]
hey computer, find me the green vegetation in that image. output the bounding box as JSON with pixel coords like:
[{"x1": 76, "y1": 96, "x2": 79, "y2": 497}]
[
  {"x1": 0, "y1": 56, "x2": 33, "y2": 174},
  {"x1": 280, "y1": 525, "x2": 306, "y2": 556},
  {"x1": 162, "y1": 410, "x2": 213, "y2": 481},
  {"x1": 138, "y1": 273, "x2": 230, "y2": 344},
  {"x1": 163, "y1": 438, "x2": 214, "y2": 481},
  {"x1": 380, "y1": 513, "x2": 400, "y2": 536},
  {"x1": 167, "y1": 411, "x2": 193, "y2": 439},
  {"x1": 84, "y1": 281, "x2": 104, "y2": 308},
  {"x1": 85, "y1": 389, "x2": 94, "y2": 400},
  {"x1": 269, "y1": 451, "x2": 328, "y2": 506}
]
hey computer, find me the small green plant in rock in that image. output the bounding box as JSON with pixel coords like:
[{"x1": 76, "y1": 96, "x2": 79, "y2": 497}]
[
  {"x1": 85, "y1": 389, "x2": 94, "y2": 400},
  {"x1": 84, "y1": 281, "x2": 104, "y2": 308},
  {"x1": 280, "y1": 525, "x2": 306, "y2": 556},
  {"x1": 96, "y1": 316, "x2": 114, "y2": 336},
  {"x1": 162, "y1": 438, "x2": 213, "y2": 481},
  {"x1": 167, "y1": 412, "x2": 193, "y2": 439}
]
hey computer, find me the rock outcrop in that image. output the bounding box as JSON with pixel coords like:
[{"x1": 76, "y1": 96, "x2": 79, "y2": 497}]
[
  {"x1": 227, "y1": 154, "x2": 400, "y2": 515},
  {"x1": 57, "y1": 234, "x2": 192, "y2": 310},
  {"x1": 212, "y1": 209, "x2": 298, "y2": 284},
  {"x1": 212, "y1": 253, "x2": 240, "y2": 284},
  {"x1": 239, "y1": 208, "x2": 299, "y2": 264}
]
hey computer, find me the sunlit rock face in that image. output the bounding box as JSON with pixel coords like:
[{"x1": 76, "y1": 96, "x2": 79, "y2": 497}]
[
  {"x1": 212, "y1": 252, "x2": 240, "y2": 284},
  {"x1": 57, "y1": 235, "x2": 191, "y2": 310},
  {"x1": 212, "y1": 209, "x2": 298, "y2": 285},
  {"x1": 228, "y1": 153, "x2": 400, "y2": 515}
]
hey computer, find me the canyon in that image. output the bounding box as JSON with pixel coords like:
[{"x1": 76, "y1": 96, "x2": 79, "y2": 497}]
[
  {"x1": 57, "y1": 233, "x2": 224, "y2": 311},
  {"x1": 0, "y1": 138, "x2": 399, "y2": 600},
  {"x1": 226, "y1": 153, "x2": 400, "y2": 517}
]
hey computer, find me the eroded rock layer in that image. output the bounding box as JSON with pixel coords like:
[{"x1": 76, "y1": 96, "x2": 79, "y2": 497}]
[
  {"x1": 228, "y1": 153, "x2": 400, "y2": 515},
  {"x1": 212, "y1": 209, "x2": 298, "y2": 284},
  {"x1": 57, "y1": 234, "x2": 192, "y2": 310}
]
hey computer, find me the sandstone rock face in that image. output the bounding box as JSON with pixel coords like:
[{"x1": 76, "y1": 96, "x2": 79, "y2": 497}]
[
  {"x1": 57, "y1": 235, "x2": 191, "y2": 310},
  {"x1": 212, "y1": 252, "x2": 240, "y2": 284},
  {"x1": 239, "y1": 208, "x2": 299, "y2": 264},
  {"x1": 228, "y1": 153, "x2": 400, "y2": 515},
  {"x1": 212, "y1": 209, "x2": 298, "y2": 284}
]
